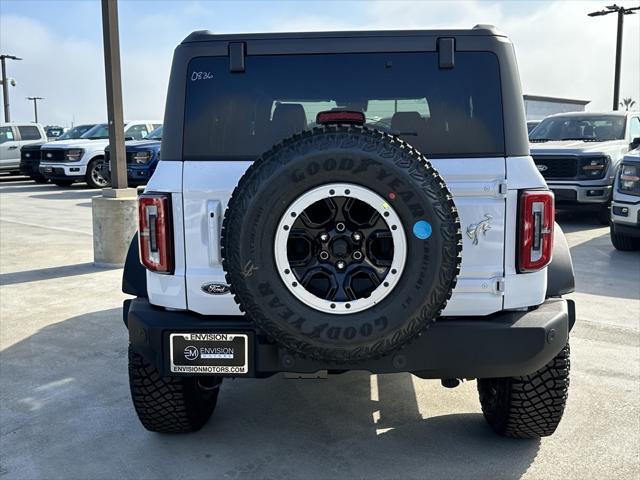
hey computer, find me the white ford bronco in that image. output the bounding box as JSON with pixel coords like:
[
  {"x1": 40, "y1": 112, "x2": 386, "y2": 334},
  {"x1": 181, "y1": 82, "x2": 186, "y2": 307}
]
[{"x1": 123, "y1": 26, "x2": 576, "y2": 438}]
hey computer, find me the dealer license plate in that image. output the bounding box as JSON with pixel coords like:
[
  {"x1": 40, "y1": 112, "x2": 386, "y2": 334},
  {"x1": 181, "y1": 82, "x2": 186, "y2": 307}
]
[{"x1": 170, "y1": 333, "x2": 248, "y2": 375}]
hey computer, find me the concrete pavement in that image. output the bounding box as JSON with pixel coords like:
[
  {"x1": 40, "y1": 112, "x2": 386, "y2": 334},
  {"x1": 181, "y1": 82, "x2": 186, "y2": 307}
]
[{"x1": 1, "y1": 175, "x2": 638, "y2": 480}]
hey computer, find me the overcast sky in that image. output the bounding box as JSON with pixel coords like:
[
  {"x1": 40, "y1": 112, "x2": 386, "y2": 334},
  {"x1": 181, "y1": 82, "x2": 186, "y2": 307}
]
[{"x1": 1, "y1": 0, "x2": 639, "y2": 126}]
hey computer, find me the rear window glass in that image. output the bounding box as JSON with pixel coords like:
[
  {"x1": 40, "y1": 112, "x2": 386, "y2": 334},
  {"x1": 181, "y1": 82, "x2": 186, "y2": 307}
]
[
  {"x1": 183, "y1": 52, "x2": 504, "y2": 160},
  {"x1": 18, "y1": 125, "x2": 43, "y2": 141}
]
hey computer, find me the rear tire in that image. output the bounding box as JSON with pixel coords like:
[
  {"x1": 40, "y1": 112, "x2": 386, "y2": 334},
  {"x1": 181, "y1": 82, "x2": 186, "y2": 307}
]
[
  {"x1": 128, "y1": 347, "x2": 222, "y2": 433},
  {"x1": 477, "y1": 343, "x2": 570, "y2": 438},
  {"x1": 610, "y1": 224, "x2": 640, "y2": 251}
]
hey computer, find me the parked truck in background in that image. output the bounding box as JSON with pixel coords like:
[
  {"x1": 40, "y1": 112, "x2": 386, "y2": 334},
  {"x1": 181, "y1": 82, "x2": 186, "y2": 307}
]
[
  {"x1": 20, "y1": 124, "x2": 97, "y2": 183},
  {"x1": 530, "y1": 111, "x2": 640, "y2": 224},
  {"x1": 39, "y1": 121, "x2": 161, "y2": 188},
  {"x1": 105, "y1": 125, "x2": 162, "y2": 186},
  {"x1": 0, "y1": 123, "x2": 47, "y2": 174},
  {"x1": 610, "y1": 148, "x2": 640, "y2": 250}
]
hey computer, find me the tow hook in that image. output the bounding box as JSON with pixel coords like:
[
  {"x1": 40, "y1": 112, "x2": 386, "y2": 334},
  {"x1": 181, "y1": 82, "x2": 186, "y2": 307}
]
[{"x1": 441, "y1": 378, "x2": 461, "y2": 388}]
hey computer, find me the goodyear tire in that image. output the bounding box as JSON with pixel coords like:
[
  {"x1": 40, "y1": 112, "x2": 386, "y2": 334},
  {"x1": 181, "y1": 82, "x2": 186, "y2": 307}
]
[
  {"x1": 128, "y1": 347, "x2": 222, "y2": 433},
  {"x1": 222, "y1": 126, "x2": 461, "y2": 363},
  {"x1": 477, "y1": 343, "x2": 570, "y2": 438}
]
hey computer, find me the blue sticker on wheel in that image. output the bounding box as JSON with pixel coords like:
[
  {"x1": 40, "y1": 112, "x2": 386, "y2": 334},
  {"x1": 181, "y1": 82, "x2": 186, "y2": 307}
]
[{"x1": 412, "y1": 220, "x2": 432, "y2": 240}]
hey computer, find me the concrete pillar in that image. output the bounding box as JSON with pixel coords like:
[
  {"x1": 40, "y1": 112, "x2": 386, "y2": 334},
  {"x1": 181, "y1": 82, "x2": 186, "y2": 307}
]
[{"x1": 92, "y1": 188, "x2": 138, "y2": 267}]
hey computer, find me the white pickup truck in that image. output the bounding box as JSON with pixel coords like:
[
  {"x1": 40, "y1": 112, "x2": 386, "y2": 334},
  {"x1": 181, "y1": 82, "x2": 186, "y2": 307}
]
[
  {"x1": 39, "y1": 120, "x2": 161, "y2": 187},
  {"x1": 0, "y1": 123, "x2": 48, "y2": 173}
]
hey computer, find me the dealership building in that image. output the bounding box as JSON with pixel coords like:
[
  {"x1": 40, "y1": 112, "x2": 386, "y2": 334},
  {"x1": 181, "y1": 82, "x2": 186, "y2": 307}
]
[{"x1": 523, "y1": 94, "x2": 591, "y2": 121}]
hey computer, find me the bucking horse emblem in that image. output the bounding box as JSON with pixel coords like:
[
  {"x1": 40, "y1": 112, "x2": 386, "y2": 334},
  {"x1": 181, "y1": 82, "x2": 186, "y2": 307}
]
[{"x1": 466, "y1": 214, "x2": 493, "y2": 245}]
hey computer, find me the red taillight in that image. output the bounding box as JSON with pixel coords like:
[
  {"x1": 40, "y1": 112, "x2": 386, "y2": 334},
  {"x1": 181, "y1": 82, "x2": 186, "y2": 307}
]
[
  {"x1": 316, "y1": 110, "x2": 365, "y2": 125},
  {"x1": 518, "y1": 190, "x2": 554, "y2": 273},
  {"x1": 138, "y1": 193, "x2": 173, "y2": 274}
]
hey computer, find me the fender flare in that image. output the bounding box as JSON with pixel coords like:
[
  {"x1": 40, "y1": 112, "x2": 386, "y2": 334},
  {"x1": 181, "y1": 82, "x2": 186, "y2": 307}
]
[
  {"x1": 122, "y1": 233, "x2": 147, "y2": 297},
  {"x1": 546, "y1": 222, "x2": 575, "y2": 297}
]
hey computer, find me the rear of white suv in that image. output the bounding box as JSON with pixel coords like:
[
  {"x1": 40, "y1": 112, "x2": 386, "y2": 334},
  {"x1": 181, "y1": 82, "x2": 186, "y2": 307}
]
[{"x1": 122, "y1": 27, "x2": 575, "y2": 438}]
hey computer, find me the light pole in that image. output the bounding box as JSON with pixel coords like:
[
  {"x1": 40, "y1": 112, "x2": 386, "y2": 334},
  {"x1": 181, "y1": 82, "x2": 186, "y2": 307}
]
[
  {"x1": 26, "y1": 96, "x2": 44, "y2": 123},
  {"x1": 101, "y1": 0, "x2": 127, "y2": 190},
  {"x1": 588, "y1": 4, "x2": 640, "y2": 111},
  {"x1": 0, "y1": 54, "x2": 22, "y2": 122}
]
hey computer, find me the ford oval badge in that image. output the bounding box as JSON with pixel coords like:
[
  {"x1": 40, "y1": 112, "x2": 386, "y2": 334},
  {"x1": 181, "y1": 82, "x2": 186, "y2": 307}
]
[{"x1": 201, "y1": 282, "x2": 230, "y2": 295}]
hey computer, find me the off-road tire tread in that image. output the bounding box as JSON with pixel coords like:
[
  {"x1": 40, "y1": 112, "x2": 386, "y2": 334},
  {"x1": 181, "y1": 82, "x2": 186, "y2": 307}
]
[
  {"x1": 128, "y1": 347, "x2": 220, "y2": 433},
  {"x1": 221, "y1": 125, "x2": 462, "y2": 363},
  {"x1": 478, "y1": 343, "x2": 570, "y2": 438}
]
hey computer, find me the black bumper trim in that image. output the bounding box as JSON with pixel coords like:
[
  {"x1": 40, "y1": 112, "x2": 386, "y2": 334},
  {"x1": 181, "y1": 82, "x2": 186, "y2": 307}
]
[
  {"x1": 39, "y1": 166, "x2": 81, "y2": 181},
  {"x1": 125, "y1": 297, "x2": 574, "y2": 379}
]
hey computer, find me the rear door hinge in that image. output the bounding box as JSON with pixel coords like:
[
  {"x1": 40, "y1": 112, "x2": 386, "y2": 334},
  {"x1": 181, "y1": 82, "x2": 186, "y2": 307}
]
[
  {"x1": 229, "y1": 42, "x2": 246, "y2": 73},
  {"x1": 438, "y1": 38, "x2": 455, "y2": 69}
]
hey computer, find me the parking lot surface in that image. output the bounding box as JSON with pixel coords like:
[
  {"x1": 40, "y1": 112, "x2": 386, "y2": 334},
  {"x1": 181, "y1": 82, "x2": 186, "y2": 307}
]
[{"x1": 1, "y1": 175, "x2": 639, "y2": 480}]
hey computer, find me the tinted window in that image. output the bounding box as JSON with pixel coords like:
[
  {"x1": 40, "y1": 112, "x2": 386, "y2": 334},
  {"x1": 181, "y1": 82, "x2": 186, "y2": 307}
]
[
  {"x1": 18, "y1": 125, "x2": 42, "y2": 141},
  {"x1": 46, "y1": 127, "x2": 64, "y2": 138},
  {"x1": 628, "y1": 117, "x2": 640, "y2": 140},
  {"x1": 147, "y1": 126, "x2": 163, "y2": 140},
  {"x1": 127, "y1": 124, "x2": 149, "y2": 140},
  {"x1": 184, "y1": 52, "x2": 504, "y2": 160},
  {"x1": 530, "y1": 115, "x2": 626, "y2": 142},
  {"x1": 0, "y1": 126, "x2": 14, "y2": 144},
  {"x1": 82, "y1": 124, "x2": 110, "y2": 139},
  {"x1": 57, "y1": 124, "x2": 95, "y2": 140}
]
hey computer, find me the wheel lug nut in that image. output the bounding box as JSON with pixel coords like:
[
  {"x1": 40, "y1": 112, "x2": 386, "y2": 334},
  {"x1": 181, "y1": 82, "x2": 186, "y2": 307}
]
[
  {"x1": 320, "y1": 233, "x2": 329, "y2": 242},
  {"x1": 319, "y1": 251, "x2": 329, "y2": 261},
  {"x1": 352, "y1": 232, "x2": 362, "y2": 242},
  {"x1": 352, "y1": 251, "x2": 363, "y2": 260},
  {"x1": 336, "y1": 260, "x2": 346, "y2": 270},
  {"x1": 336, "y1": 222, "x2": 346, "y2": 232}
]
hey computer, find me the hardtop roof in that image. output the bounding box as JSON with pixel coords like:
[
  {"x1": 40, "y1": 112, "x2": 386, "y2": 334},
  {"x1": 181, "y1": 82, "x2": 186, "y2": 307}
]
[{"x1": 181, "y1": 26, "x2": 505, "y2": 44}]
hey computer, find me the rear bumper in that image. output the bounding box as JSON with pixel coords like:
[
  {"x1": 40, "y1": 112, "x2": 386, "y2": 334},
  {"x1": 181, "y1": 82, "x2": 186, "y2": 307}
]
[{"x1": 125, "y1": 297, "x2": 575, "y2": 379}]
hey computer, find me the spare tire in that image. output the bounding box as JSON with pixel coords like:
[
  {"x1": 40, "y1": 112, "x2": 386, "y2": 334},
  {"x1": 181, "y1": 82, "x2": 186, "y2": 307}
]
[{"x1": 222, "y1": 126, "x2": 461, "y2": 363}]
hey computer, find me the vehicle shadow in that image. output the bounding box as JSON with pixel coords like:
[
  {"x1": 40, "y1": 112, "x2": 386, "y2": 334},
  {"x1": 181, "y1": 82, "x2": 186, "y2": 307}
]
[
  {"x1": 29, "y1": 190, "x2": 101, "y2": 201},
  {"x1": 0, "y1": 308, "x2": 539, "y2": 480},
  {"x1": 568, "y1": 230, "x2": 640, "y2": 300},
  {"x1": 555, "y1": 209, "x2": 607, "y2": 233},
  {"x1": 0, "y1": 262, "x2": 117, "y2": 286},
  {"x1": 0, "y1": 174, "x2": 30, "y2": 184}
]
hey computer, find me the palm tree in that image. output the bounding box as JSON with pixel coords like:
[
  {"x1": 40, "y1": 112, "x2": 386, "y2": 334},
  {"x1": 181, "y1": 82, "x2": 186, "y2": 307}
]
[{"x1": 620, "y1": 98, "x2": 636, "y2": 111}]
